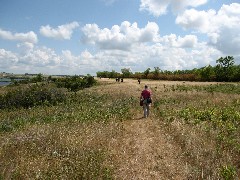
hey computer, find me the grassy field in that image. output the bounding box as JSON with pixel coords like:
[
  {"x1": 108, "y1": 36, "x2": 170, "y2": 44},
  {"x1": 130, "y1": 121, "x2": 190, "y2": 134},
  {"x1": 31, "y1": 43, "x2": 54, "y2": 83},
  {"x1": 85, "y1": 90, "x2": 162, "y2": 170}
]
[{"x1": 0, "y1": 79, "x2": 239, "y2": 179}]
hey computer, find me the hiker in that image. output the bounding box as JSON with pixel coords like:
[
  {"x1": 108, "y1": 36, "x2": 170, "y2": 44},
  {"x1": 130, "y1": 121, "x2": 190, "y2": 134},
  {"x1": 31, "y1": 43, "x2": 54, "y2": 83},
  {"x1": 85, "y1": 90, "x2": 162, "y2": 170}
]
[
  {"x1": 138, "y1": 78, "x2": 141, "y2": 84},
  {"x1": 140, "y1": 85, "x2": 152, "y2": 118}
]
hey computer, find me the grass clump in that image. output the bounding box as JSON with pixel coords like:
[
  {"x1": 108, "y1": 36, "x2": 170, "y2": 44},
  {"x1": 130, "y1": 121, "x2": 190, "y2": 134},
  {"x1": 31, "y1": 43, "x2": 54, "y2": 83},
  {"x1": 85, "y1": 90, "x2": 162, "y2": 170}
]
[{"x1": 220, "y1": 165, "x2": 237, "y2": 180}]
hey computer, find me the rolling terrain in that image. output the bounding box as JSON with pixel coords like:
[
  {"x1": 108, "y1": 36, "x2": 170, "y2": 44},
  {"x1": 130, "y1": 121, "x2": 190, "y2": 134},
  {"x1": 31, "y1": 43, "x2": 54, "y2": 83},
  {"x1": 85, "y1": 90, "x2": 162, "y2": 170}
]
[{"x1": 0, "y1": 78, "x2": 239, "y2": 179}]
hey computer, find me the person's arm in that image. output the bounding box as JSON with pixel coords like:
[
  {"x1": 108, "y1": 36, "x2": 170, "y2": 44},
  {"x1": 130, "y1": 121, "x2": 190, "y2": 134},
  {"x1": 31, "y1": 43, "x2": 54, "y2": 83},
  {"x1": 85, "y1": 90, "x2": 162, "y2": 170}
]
[{"x1": 140, "y1": 91, "x2": 143, "y2": 100}]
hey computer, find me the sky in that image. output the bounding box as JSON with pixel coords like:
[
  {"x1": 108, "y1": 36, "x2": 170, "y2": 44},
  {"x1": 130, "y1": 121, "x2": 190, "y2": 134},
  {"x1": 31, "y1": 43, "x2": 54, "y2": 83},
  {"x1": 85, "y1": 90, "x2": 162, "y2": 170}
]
[{"x1": 0, "y1": 0, "x2": 240, "y2": 75}]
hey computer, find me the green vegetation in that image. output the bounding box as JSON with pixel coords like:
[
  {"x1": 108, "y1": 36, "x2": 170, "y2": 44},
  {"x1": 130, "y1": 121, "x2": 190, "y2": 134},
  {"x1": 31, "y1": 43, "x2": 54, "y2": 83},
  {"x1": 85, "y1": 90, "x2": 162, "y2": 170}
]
[
  {"x1": 9, "y1": 73, "x2": 44, "y2": 85},
  {"x1": 97, "y1": 56, "x2": 240, "y2": 82},
  {"x1": 0, "y1": 78, "x2": 136, "y2": 179},
  {"x1": 175, "y1": 83, "x2": 240, "y2": 94},
  {"x1": 220, "y1": 165, "x2": 237, "y2": 180},
  {"x1": 0, "y1": 84, "x2": 67, "y2": 109},
  {"x1": 0, "y1": 76, "x2": 239, "y2": 178},
  {"x1": 152, "y1": 82, "x2": 239, "y2": 179},
  {"x1": 0, "y1": 87, "x2": 134, "y2": 133},
  {"x1": 55, "y1": 75, "x2": 96, "y2": 92}
]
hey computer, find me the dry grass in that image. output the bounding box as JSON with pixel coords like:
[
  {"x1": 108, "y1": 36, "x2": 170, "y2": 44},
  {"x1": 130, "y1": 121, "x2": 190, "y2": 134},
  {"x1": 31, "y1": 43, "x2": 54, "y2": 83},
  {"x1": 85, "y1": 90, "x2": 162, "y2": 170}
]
[{"x1": 0, "y1": 78, "x2": 239, "y2": 179}]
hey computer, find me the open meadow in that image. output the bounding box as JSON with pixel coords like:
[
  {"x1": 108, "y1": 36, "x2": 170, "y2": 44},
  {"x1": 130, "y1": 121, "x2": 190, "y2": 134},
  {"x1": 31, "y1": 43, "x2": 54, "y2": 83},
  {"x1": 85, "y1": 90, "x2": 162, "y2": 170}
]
[{"x1": 0, "y1": 78, "x2": 239, "y2": 179}]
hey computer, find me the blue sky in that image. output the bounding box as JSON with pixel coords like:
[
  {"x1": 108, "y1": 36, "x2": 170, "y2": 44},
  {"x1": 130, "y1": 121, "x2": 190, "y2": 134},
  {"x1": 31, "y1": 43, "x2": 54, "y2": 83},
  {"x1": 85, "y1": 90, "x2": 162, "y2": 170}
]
[{"x1": 0, "y1": 0, "x2": 240, "y2": 75}]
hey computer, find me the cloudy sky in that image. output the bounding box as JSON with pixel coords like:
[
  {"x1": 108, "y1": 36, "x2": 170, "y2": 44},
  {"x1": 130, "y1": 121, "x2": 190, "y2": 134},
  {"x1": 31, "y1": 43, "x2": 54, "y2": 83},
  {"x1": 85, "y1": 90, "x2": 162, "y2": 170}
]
[{"x1": 0, "y1": 0, "x2": 240, "y2": 75}]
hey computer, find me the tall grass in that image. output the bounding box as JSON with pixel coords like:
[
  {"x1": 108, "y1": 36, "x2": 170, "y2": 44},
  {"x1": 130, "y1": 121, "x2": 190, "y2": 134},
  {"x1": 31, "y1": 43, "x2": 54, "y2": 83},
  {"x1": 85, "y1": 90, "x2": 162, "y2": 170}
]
[
  {"x1": 0, "y1": 80, "x2": 239, "y2": 179},
  {"x1": 0, "y1": 81, "x2": 135, "y2": 179},
  {"x1": 153, "y1": 83, "x2": 240, "y2": 179},
  {"x1": 0, "y1": 89, "x2": 134, "y2": 133}
]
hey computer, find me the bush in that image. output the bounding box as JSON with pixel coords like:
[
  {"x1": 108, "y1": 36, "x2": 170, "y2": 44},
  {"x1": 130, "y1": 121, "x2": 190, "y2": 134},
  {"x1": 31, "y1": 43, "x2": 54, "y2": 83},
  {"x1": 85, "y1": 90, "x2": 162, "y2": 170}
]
[
  {"x1": 0, "y1": 84, "x2": 67, "y2": 109},
  {"x1": 55, "y1": 75, "x2": 96, "y2": 92}
]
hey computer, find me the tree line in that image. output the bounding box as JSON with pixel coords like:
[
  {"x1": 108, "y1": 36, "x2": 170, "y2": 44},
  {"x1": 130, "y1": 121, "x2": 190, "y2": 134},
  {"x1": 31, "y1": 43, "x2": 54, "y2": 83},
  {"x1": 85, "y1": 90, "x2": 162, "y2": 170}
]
[{"x1": 97, "y1": 56, "x2": 240, "y2": 82}]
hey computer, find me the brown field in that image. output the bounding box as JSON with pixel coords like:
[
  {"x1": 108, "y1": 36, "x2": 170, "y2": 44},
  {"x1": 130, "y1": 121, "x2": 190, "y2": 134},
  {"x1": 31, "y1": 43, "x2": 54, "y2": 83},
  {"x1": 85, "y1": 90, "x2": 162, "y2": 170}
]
[
  {"x1": 0, "y1": 78, "x2": 239, "y2": 179},
  {"x1": 96, "y1": 78, "x2": 240, "y2": 179}
]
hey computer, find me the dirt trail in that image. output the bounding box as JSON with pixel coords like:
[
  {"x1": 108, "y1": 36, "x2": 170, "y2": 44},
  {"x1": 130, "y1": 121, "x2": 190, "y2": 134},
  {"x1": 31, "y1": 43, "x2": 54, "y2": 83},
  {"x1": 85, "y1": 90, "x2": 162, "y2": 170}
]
[
  {"x1": 101, "y1": 79, "x2": 190, "y2": 179},
  {"x1": 110, "y1": 118, "x2": 189, "y2": 179}
]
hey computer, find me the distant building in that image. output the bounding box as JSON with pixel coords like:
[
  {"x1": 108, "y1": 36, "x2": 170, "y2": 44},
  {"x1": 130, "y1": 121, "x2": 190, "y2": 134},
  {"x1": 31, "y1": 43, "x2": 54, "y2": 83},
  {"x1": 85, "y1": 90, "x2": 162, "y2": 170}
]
[{"x1": 0, "y1": 72, "x2": 13, "y2": 77}]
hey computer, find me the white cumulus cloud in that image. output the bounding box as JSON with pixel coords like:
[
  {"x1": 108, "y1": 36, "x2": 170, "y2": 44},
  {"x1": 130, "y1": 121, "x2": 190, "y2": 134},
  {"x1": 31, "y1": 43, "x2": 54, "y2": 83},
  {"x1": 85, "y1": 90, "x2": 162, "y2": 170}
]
[
  {"x1": 20, "y1": 47, "x2": 61, "y2": 66},
  {"x1": 0, "y1": 29, "x2": 38, "y2": 44},
  {"x1": 176, "y1": 9, "x2": 215, "y2": 33},
  {"x1": 61, "y1": 50, "x2": 102, "y2": 74},
  {"x1": 161, "y1": 34, "x2": 198, "y2": 48},
  {"x1": 139, "y1": 0, "x2": 207, "y2": 17},
  {"x1": 0, "y1": 49, "x2": 18, "y2": 68},
  {"x1": 176, "y1": 3, "x2": 240, "y2": 55},
  {"x1": 40, "y1": 21, "x2": 79, "y2": 40},
  {"x1": 81, "y1": 21, "x2": 160, "y2": 51}
]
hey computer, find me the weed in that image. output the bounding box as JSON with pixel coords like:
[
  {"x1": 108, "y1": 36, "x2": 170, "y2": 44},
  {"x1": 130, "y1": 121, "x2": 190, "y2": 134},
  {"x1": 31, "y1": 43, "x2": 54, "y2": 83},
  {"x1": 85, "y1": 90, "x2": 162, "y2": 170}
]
[{"x1": 220, "y1": 165, "x2": 236, "y2": 180}]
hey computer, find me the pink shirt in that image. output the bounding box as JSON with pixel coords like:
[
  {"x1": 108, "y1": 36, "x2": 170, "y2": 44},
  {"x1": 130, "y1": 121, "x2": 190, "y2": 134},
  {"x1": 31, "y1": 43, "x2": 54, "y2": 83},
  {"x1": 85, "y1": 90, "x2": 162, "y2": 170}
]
[{"x1": 141, "y1": 89, "x2": 151, "y2": 99}]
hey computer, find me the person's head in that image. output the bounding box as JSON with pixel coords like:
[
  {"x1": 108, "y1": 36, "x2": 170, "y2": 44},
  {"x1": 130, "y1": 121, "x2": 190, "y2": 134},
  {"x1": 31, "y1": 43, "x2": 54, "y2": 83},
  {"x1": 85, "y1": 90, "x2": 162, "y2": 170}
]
[{"x1": 145, "y1": 85, "x2": 148, "y2": 89}]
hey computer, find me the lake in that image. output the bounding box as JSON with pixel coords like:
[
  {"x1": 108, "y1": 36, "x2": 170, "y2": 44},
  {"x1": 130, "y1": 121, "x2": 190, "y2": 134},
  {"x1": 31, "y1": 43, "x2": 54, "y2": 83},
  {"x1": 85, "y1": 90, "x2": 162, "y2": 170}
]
[
  {"x1": 0, "y1": 78, "x2": 23, "y2": 86},
  {"x1": 0, "y1": 81, "x2": 11, "y2": 86},
  {"x1": 0, "y1": 78, "x2": 10, "y2": 86}
]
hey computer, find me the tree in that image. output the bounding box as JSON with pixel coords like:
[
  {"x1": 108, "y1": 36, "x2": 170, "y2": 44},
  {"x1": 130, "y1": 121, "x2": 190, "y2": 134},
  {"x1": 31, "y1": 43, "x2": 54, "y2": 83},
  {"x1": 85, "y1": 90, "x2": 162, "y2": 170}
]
[
  {"x1": 96, "y1": 71, "x2": 110, "y2": 78},
  {"x1": 32, "y1": 73, "x2": 44, "y2": 83},
  {"x1": 200, "y1": 65, "x2": 215, "y2": 81},
  {"x1": 121, "y1": 68, "x2": 132, "y2": 78},
  {"x1": 133, "y1": 72, "x2": 143, "y2": 79},
  {"x1": 144, "y1": 68, "x2": 151, "y2": 78},
  {"x1": 215, "y1": 56, "x2": 235, "y2": 81},
  {"x1": 153, "y1": 67, "x2": 161, "y2": 79},
  {"x1": 109, "y1": 70, "x2": 118, "y2": 78},
  {"x1": 230, "y1": 65, "x2": 240, "y2": 81},
  {"x1": 47, "y1": 76, "x2": 52, "y2": 82}
]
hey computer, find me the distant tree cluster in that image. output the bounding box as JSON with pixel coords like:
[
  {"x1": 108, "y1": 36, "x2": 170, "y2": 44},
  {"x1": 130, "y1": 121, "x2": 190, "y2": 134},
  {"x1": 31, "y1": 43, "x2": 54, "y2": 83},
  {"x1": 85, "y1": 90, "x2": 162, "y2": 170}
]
[
  {"x1": 10, "y1": 73, "x2": 44, "y2": 85},
  {"x1": 10, "y1": 74, "x2": 96, "y2": 92},
  {"x1": 97, "y1": 56, "x2": 240, "y2": 82},
  {"x1": 55, "y1": 75, "x2": 96, "y2": 92}
]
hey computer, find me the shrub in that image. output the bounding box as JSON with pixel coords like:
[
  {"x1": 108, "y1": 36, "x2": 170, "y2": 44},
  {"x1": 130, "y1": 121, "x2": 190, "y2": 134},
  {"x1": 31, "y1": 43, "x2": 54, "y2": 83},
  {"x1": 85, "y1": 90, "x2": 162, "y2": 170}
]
[
  {"x1": 0, "y1": 84, "x2": 67, "y2": 109},
  {"x1": 55, "y1": 75, "x2": 96, "y2": 92}
]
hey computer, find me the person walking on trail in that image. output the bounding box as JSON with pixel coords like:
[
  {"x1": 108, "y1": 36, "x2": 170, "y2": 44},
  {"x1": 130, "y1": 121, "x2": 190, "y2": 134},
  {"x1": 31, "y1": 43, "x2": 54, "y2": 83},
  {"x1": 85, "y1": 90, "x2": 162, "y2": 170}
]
[
  {"x1": 138, "y1": 78, "x2": 141, "y2": 84},
  {"x1": 140, "y1": 85, "x2": 152, "y2": 118}
]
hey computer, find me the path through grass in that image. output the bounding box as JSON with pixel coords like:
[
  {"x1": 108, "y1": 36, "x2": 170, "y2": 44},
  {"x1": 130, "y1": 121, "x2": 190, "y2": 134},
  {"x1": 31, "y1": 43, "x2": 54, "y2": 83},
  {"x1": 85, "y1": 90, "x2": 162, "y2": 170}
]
[{"x1": 0, "y1": 79, "x2": 239, "y2": 179}]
